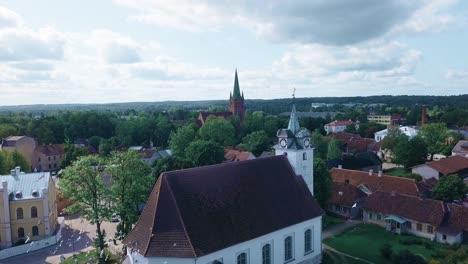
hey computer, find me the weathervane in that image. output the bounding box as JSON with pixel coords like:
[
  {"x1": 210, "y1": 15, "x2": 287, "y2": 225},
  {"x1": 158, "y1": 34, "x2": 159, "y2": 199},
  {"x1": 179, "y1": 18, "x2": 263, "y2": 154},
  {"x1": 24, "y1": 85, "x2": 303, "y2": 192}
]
[{"x1": 292, "y1": 87, "x2": 296, "y2": 104}]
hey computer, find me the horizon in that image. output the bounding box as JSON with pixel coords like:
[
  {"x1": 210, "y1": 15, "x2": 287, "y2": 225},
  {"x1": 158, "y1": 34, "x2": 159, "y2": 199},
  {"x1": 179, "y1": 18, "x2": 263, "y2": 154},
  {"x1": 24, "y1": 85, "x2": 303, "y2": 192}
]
[{"x1": 0, "y1": 1, "x2": 467, "y2": 105}]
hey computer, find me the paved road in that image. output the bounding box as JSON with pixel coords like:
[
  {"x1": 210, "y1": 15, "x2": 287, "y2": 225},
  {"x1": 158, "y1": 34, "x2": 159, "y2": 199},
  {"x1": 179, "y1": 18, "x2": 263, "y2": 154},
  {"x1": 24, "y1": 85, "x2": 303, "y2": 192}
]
[{"x1": 2, "y1": 214, "x2": 119, "y2": 264}]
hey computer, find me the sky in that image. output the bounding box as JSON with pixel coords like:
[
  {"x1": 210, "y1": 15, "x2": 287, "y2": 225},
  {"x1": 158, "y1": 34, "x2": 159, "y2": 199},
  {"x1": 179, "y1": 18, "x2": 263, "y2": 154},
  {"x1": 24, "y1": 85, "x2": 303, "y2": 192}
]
[{"x1": 0, "y1": 0, "x2": 467, "y2": 105}]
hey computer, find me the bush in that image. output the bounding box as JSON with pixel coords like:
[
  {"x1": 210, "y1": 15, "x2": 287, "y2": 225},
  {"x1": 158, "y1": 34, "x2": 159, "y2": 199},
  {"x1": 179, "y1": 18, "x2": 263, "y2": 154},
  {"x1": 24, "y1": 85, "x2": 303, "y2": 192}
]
[
  {"x1": 399, "y1": 236, "x2": 424, "y2": 245},
  {"x1": 380, "y1": 243, "x2": 393, "y2": 259},
  {"x1": 392, "y1": 250, "x2": 427, "y2": 264}
]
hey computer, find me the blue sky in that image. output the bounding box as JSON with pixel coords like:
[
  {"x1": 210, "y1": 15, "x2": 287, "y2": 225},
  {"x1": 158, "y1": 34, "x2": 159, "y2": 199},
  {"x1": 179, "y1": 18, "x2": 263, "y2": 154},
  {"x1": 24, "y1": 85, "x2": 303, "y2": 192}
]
[{"x1": 0, "y1": 0, "x2": 467, "y2": 105}]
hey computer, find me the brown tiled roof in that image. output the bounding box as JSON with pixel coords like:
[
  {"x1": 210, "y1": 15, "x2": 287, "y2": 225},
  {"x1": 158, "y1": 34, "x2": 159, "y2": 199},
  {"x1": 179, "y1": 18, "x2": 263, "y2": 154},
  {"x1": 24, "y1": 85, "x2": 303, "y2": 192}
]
[
  {"x1": 123, "y1": 156, "x2": 324, "y2": 257},
  {"x1": 326, "y1": 120, "x2": 355, "y2": 127},
  {"x1": 35, "y1": 144, "x2": 65, "y2": 156},
  {"x1": 423, "y1": 155, "x2": 468, "y2": 175},
  {"x1": 364, "y1": 191, "x2": 445, "y2": 226},
  {"x1": 329, "y1": 182, "x2": 367, "y2": 207},
  {"x1": 224, "y1": 149, "x2": 253, "y2": 162},
  {"x1": 331, "y1": 168, "x2": 420, "y2": 196},
  {"x1": 139, "y1": 148, "x2": 157, "y2": 159},
  {"x1": 443, "y1": 204, "x2": 468, "y2": 232}
]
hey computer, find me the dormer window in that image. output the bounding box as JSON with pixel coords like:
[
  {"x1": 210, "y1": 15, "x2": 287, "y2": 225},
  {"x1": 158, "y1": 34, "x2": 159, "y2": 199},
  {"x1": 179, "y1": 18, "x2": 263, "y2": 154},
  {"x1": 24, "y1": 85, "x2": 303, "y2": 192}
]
[
  {"x1": 32, "y1": 190, "x2": 39, "y2": 197},
  {"x1": 15, "y1": 191, "x2": 22, "y2": 199}
]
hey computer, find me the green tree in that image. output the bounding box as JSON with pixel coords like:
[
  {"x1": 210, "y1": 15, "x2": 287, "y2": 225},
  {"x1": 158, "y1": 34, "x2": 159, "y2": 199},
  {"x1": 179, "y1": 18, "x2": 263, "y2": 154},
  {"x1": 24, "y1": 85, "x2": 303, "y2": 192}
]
[
  {"x1": 0, "y1": 124, "x2": 18, "y2": 139},
  {"x1": 393, "y1": 136, "x2": 428, "y2": 168},
  {"x1": 313, "y1": 158, "x2": 332, "y2": 207},
  {"x1": 380, "y1": 126, "x2": 401, "y2": 155},
  {"x1": 432, "y1": 175, "x2": 467, "y2": 202},
  {"x1": 199, "y1": 117, "x2": 235, "y2": 146},
  {"x1": 326, "y1": 139, "x2": 342, "y2": 160},
  {"x1": 152, "y1": 156, "x2": 191, "y2": 179},
  {"x1": 60, "y1": 142, "x2": 88, "y2": 168},
  {"x1": 420, "y1": 123, "x2": 450, "y2": 160},
  {"x1": 98, "y1": 139, "x2": 112, "y2": 157},
  {"x1": 88, "y1": 136, "x2": 103, "y2": 151},
  {"x1": 107, "y1": 151, "x2": 153, "y2": 239},
  {"x1": 11, "y1": 150, "x2": 30, "y2": 172},
  {"x1": 59, "y1": 156, "x2": 112, "y2": 263},
  {"x1": 169, "y1": 125, "x2": 197, "y2": 158},
  {"x1": 312, "y1": 130, "x2": 328, "y2": 159},
  {"x1": 185, "y1": 140, "x2": 225, "y2": 167},
  {"x1": 154, "y1": 114, "x2": 173, "y2": 148},
  {"x1": 240, "y1": 131, "x2": 270, "y2": 156}
]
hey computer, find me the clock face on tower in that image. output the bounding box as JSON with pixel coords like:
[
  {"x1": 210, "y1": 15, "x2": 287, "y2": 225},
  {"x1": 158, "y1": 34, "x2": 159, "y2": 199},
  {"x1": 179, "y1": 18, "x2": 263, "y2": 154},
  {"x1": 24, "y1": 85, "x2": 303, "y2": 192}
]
[
  {"x1": 304, "y1": 138, "x2": 310, "y2": 148},
  {"x1": 280, "y1": 138, "x2": 287, "y2": 148}
]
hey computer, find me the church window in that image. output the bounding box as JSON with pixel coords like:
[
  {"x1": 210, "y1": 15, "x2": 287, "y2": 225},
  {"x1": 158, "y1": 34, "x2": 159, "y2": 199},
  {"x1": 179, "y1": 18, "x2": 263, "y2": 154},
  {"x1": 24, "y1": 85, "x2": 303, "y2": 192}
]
[
  {"x1": 262, "y1": 244, "x2": 272, "y2": 264},
  {"x1": 17, "y1": 208, "x2": 24, "y2": 219},
  {"x1": 237, "y1": 252, "x2": 247, "y2": 264},
  {"x1": 284, "y1": 236, "x2": 293, "y2": 261},
  {"x1": 303, "y1": 152, "x2": 307, "y2": 160},
  {"x1": 18, "y1": 227, "x2": 25, "y2": 238},
  {"x1": 305, "y1": 228, "x2": 313, "y2": 253},
  {"x1": 32, "y1": 226, "x2": 39, "y2": 236}
]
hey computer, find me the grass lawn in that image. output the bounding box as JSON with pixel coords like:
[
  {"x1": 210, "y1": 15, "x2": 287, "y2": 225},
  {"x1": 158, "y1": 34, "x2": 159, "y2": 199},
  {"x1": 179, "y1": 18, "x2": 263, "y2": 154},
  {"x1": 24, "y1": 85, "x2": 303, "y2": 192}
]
[
  {"x1": 385, "y1": 168, "x2": 408, "y2": 177},
  {"x1": 323, "y1": 223, "x2": 439, "y2": 263},
  {"x1": 323, "y1": 215, "x2": 345, "y2": 229},
  {"x1": 60, "y1": 249, "x2": 119, "y2": 264},
  {"x1": 322, "y1": 249, "x2": 368, "y2": 264}
]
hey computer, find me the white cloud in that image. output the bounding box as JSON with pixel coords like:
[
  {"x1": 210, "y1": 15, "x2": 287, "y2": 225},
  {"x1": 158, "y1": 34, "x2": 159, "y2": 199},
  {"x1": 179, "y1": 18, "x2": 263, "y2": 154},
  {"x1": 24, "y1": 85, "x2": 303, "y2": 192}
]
[
  {"x1": 446, "y1": 69, "x2": 468, "y2": 79},
  {"x1": 0, "y1": 6, "x2": 22, "y2": 29}
]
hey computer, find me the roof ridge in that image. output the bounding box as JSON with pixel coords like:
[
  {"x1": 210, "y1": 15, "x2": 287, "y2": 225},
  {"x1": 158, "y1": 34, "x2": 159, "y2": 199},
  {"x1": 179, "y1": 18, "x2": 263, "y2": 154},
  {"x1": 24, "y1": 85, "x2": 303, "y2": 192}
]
[
  {"x1": 332, "y1": 168, "x2": 416, "y2": 182},
  {"x1": 143, "y1": 176, "x2": 163, "y2": 256},
  {"x1": 163, "y1": 175, "x2": 197, "y2": 257}
]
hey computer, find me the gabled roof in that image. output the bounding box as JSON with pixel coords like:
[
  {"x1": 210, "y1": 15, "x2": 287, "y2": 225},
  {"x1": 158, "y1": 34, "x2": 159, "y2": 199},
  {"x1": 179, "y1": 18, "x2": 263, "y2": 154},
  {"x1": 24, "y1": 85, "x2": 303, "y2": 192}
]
[
  {"x1": 123, "y1": 156, "x2": 323, "y2": 258},
  {"x1": 417, "y1": 155, "x2": 468, "y2": 175},
  {"x1": 326, "y1": 120, "x2": 355, "y2": 127},
  {"x1": 364, "y1": 191, "x2": 445, "y2": 226},
  {"x1": 451, "y1": 140, "x2": 468, "y2": 154},
  {"x1": 329, "y1": 182, "x2": 367, "y2": 207},
  {"x1": 224, "y1": 149, "x2": 254, "y2": 162},
  {"x1": 441, "y1": 204, "x2": 468, "y2": 233},
  {"x1": 331, "y1": 168, "x2": 420, "y2": 196}
]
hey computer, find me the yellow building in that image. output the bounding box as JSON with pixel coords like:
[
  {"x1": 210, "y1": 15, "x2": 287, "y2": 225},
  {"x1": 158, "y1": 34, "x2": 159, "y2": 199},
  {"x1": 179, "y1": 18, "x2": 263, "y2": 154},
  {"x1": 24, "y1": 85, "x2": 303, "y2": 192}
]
[{"x1": 0, "y1": 167, "x2": 57, "y2": 249}]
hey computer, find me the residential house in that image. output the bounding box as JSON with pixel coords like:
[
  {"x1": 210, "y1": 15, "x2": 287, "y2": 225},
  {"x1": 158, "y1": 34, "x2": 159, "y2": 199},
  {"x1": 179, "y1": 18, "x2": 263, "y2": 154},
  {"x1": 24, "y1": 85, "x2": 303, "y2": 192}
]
[
  {"x1": 197, "y1": 70, "x2": 245, "y2": 126},
  {"x1": 329, "y1": 133, "x2": 381, "y2": 155},
  {"x1": 327, "y1": 182, "x2": 367, "y2": 219},
  {"x1": 327, "y1": 152, "x2": 382, "y2": 172},
  {"x1": 367, "y1": 114, "x2": 406, "y2": 126},
  {"x1": 452, "y1": 140, "x2": 468, "y2": 157},
  {"x1": 123, "y1": 156, "x2": 324, "y2": 264},
  {"x1": 411, "y1": 155, "x2": 468, "y2": 180},
  {"x1": 33, "y1": 144, "x2": 65, "y2": 172},
  {"x1": 437, "y1": 204, "x2": 468, "y2": 244},
  {"x1": 224, "y1": 149, "x2": 256, "y2": 162},
  {"x1": 374, "y1": 126, "x2": 419, "y2": 142},
  {"x1": 123, "y1": 104, "x2": 324, "y2": 264},
  {"x1": 324, "y1": 120, "x2": 355, "y2": 134},
  {"x1": 0, "y1": 167, "x2": 58, "y2": 248},
  {"x1": 363, "y1": 192, "x2": 444, "y2": 240},
  {"x1": 138, "y1": 148, "x2": 172, "y2": 165},
  {"x1": 1, "y1": 136, "x2": 37, "y2": 171}
]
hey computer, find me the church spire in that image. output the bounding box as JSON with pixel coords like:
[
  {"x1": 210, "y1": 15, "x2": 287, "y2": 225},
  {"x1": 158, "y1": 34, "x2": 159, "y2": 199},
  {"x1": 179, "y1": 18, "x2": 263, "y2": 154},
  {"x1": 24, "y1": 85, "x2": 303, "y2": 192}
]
[
  {"x1": 288, "y1": 88, "x2": 300, "y2": 134},
  {"x1": 232, "y1": 69, "x2": 242, "y2": 99}
]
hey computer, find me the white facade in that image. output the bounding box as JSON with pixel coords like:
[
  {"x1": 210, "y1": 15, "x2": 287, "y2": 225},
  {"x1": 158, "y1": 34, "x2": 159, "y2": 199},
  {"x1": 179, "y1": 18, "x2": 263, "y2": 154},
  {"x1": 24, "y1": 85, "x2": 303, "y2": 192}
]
[
  {"x1": 374, "y1": 126, "x2": 419, "y2": 142},
  {"x1": 324, "y1": 124, "x2": 347, "y2": 134},
  {"x1": 275, "y1": 147, "x2": 314, "y2": 196},
  {"x1": 411, "y1": 165, "x2": 440, "y2": 180},
  {"x1": 126, "y1": 217, "x2": 322, "y2": 264},
  {"x1": 436, "y1": 231, "x2": 463, "y2": 245}
]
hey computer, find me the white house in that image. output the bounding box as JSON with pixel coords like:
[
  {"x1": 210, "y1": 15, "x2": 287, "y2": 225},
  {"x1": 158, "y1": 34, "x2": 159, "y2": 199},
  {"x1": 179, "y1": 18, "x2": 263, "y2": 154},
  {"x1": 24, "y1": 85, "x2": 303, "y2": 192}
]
[
  {"x1": 324, "y1": 120, "x2": 355, "y2": 134},
  {"x1": 123, "y1": 104, "x2": 324, "y2": 264},
  {"x1": 374, "y1": 126, "x2": 419, "y2": 142}
]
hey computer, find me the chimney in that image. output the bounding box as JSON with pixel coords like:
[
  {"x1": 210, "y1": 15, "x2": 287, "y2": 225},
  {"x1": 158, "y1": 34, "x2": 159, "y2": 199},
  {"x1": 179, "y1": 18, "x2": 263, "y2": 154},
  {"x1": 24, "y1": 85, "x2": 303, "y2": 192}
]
[
  {"x1": 338, "y1": 165, "x2": 342, "y2": 169},
  {"x1": 421, "y1": 105, "x2": 427, "y2": 126},
  {"x1": 378, "y1": 170, "x2": 383, "y2": 177},
  {"x1": 15, "y1": 166, "x2": 20, "y2": 175},
  {"x1": 369, "y1": 169, "x2": 373, "y2": 176}
]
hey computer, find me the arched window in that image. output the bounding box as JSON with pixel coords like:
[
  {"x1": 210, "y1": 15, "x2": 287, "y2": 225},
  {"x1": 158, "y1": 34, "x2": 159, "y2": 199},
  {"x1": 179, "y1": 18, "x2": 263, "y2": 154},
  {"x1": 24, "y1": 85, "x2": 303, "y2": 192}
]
[
  {"x1": 237, "y1": 252, "x2": 247, "y2": 264},
  {"x1": 262, "y1": 244, "x2": 271, "y2": 264},
  {"x1": 18, "y1": 227, "x2": 25, "y2": 238},
  {"x1": 31, "y1": 206, "x2": 38, "y2": 218},
  {"x1": 284, "y1": 236, "x2": 293, "y2": 261},
  {"x1": 303, "y1": 152, "x2": 307, "y2": 160},
  {"x1": 16, "y1": 208, "x2": 24, "y2": 219},
  {"x1": 305, "y1": 229, "x2": 313, "y2": 253},
  {"x1": 32, "y1": 226, "x2": 39, "y2": 236}
]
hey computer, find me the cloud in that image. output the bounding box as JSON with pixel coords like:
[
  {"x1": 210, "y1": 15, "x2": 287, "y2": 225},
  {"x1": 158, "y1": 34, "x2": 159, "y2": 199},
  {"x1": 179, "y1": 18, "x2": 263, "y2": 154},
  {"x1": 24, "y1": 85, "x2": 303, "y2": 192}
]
[
  {"x1": 0, "y1": 28, "x2": 65, "y2": 61},
  {"x1": 9, "y1": 61, "x2": 54, "y2": 71},
  {"x1": 0, "y1": 6, "x2": 22, "y2": 29},
  {"x1": 115, "y1": 0, "x2": 461, "y2": 45},
  {"x1": 446, "y1": 69, "x2": 468, "y2": 79},
  {"x1": 87, "y1": 29, "x2": 141, "y2": 64}
]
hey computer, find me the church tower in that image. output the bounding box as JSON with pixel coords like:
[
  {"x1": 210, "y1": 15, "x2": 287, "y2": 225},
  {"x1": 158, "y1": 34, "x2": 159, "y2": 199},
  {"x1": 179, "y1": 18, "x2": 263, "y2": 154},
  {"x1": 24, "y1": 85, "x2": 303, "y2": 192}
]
[
  {"x1": 275, "y1": 104, "x2": 315, "y2": 195},
  {"x1": 229, "y1": 69, "x2": 245, "y2": 121}
]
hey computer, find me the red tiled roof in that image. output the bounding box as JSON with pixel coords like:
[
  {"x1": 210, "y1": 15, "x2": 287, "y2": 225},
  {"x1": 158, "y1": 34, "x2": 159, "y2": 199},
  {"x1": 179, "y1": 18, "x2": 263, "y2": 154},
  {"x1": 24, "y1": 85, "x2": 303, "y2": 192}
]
[
  {"x1": 364, "y1": 191, "x2": 445, "y2": 226},
  {"x1": 139, "y1": 148, "x2": 157, "y2": 159},
  {"x1": 326, "y1": 120, "x2": 355, "y2": 127},
  {"x1": 444, "y1": 204, "x2": 468, "y2": 232},
  {"x1": 329, "y1": 182, "x2": 367, "y2": 207},
  {"x1": 331, "y1": 168, "x2": 420, "y2": 196},
  {"x1": 35, "y1": 144, "x2": 65, "y2": 156},
  {"x1": 423, "y1": 155, "x2": 468, "y2": 175},
  {"x1": 123, "y1": 156, "x2": 324, "y2": 257},
  {"x1": 224, "y1": 149, "x2": 253, "y2": 162}
]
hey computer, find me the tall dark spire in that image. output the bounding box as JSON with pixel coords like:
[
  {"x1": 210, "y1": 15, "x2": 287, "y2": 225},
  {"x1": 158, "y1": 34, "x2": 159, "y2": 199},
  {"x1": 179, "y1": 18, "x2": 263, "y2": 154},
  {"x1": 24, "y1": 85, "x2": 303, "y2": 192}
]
[{"x1": 232, "y1": 69, "x2": 242, "y2": 99}]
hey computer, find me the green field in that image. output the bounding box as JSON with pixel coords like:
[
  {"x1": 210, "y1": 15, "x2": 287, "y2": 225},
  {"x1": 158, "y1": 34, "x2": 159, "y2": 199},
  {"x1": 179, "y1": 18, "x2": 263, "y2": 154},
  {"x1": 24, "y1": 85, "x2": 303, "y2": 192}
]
[
  {"x1": 322, "y1": 249, "x2": 369, "y2": 264},
  {"x1": 323, "y1": 223, "x2": 439, "y2": 263}
]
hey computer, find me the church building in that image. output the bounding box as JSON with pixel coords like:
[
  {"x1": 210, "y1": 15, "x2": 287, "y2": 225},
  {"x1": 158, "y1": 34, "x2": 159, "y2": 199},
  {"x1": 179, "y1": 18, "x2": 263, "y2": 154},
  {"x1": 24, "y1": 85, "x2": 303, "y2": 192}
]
[
  {"x1": 197, "y1": 70, "x2": 246, "y2": 126},
  {"x1": 124, "y1": 104, "x2": 323, "y2": 264}
]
